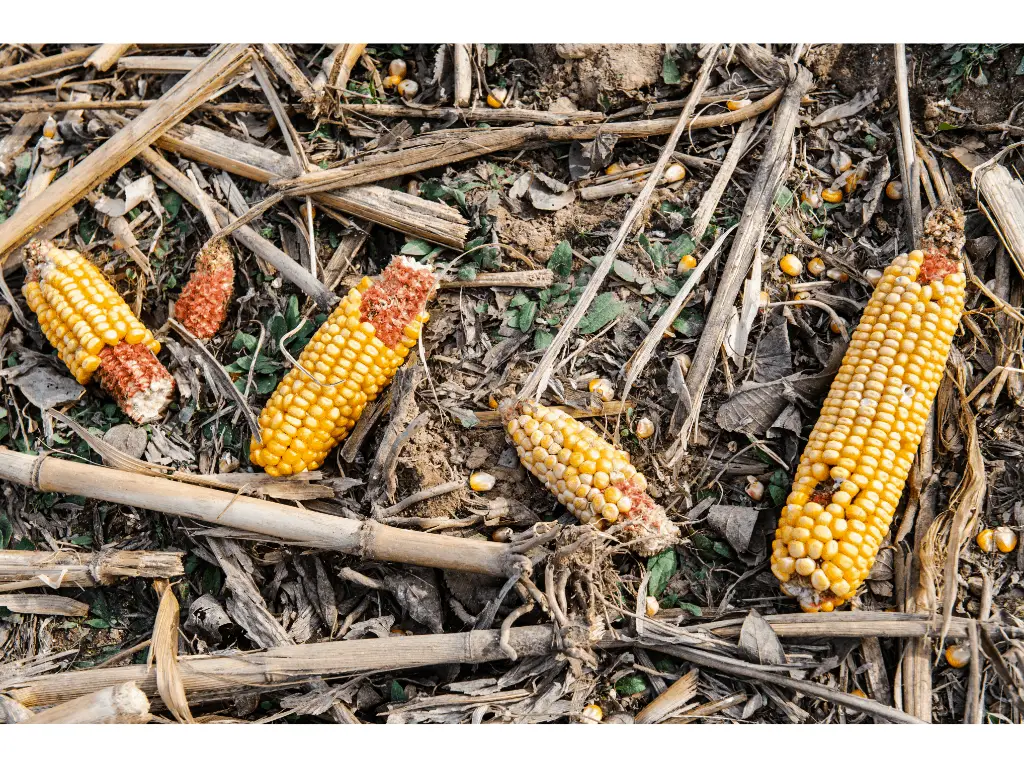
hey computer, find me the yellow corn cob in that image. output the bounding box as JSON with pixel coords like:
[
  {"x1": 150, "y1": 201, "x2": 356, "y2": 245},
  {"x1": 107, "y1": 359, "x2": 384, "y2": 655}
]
[
  {"x1": 250, "y1": 256, "x2": 436, "y2": 476},
  {"x1": 501, "y1": 398, "x2": 678, "y2": 555},
  {"x1": 771, "y1": 207, "x2": 967, "y2": 612},
  {"x1": 21, "y1": 240, "x2": 174, "y2": 423}
]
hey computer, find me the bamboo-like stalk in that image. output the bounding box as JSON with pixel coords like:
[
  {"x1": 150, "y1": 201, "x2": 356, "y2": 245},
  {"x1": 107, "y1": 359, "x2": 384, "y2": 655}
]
[
  {"x1": 0, "y1": 549, "x2": 184, "y2": 593},
  {"x1": 0, "y1": 594, "x2": 88, "y2": 617},
  {"x1": 336, "y1": 102, "x2": 605, "y2": 125},
  {"x1": 453, "y1": 44, "x2": 472, "y2": 107},
  {"x1": 20, "y1": 683, "x2": 151, "y2": 724},
  {"x1": 0, "y1": 450, "x2": 514, "y2": 578},
  {"x1": 5, "y1": 625, "x2": 561, "y2": 708},
  {"x1": 0, "y1": 44, "x2": 250, "y2": 262},
  {"x1": 117, "y1": 56, "x2": 202, "y2": 73},
  {"x1": 259, "y1": 44, "x2": 315, "y2": 105},
  {"x1": 0, "y1": 46, "x2": 100, "y2": 85},
  {"x1": 85, "y1": 44, "x2": 135, "y2": 73}
]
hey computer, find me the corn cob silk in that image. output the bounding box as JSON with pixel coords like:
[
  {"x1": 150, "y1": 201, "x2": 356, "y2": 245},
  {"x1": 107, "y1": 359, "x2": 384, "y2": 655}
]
[
  {"x1": 772, "y1": 209, "x2": 966, "y2": 611},
  {"x1": 502, "y1": 399, "x2": 678, "y2": 555},
  {"x1": 21, "y1": 241, "x2": 174, "y2": 423},
  {"x1": 250, "y1": 256, "x2": 436, "y2": 476}
]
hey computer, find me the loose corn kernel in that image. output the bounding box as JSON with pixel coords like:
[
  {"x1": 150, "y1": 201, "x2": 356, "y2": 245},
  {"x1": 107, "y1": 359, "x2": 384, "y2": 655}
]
[
  {"x1": 678, "y1": 254, "x2": 698, "y2": 273},
  {"x1": 501, "y1": 399, "x2": 678, "y2": 555},
  {"x1": 487, "y1": 87, "x2": 507, "y2": 108},
  {"x1": 581, "y1": 704, "x2": 604, "y2": 723},
  {"x1": 726, "y1": 98, "x2": 751, "y2": 111},
  {"x1": 833, "y1": 151, "x2": 853, "y2": 174},
  {"x1": 634, "y1": 417, "x2": 655, "y2": 440},
  {"x1": 675, "y1": 352, "x2": 691, "y2": 375},
  {"x1": 851, "y1": 689, "x2": 868, "y2": 698},
  {"x1": 885, "y1": 180, "x2": 903, "y2": 200},
  {"x1": 469, "y1": 472, "x2": 496, "y2": 492},
  {"x1": 605, "y1": 162, "x2": 623, "y2": 175},
  {"x1": 772, "y1": 206, "x2": 967, "y2": 612},
  {"x1": 945, "y1": 644, "x2": 970, "y2": 668},
  {"x1": 43, "y1": 116, "x2": 58, "y2": 139},
  {"x1": 780, "y1": 254, "x2": 803, "y2": 277},
  {"x1": 826, "y1": 268, "x2": 848, "y2": 283},
  {"x1": 822, "y1": 188, "x2": 844, "y2": 204},
  {"x1": 829, "y1": 320, "x2": 844, "y2": 334},
  {"x1": 801, "y1": 190, "x2": 822, "y2": 208},
  {"x1": 664, "y1": 163, "x2": 686, "y2": 183},
  {"x1": 645, "y1": 595, "x2": 660, "y2": 617},
  {"x1": 397, "y1": 79, "x2": 419, "y2": 99},
  {"x1": 250, "y1": 257, "x2": 437, "y2": 476},
  {"x1": 22, "y1": 240, "x2": 173, "y2": 423},
  {"x1": 491, "y1": 527, "x2": 513, "y2": 543},
  {"x1": 864, "y1": 269, "x2": 883, "y2": 287},
  {"x1": 994, "y1": 526, "x2": 1018, "y2": 553},
  {"x1": 758, "y1": 290, "x2": 771, "y2": 308},
  {"x1": 388, "y1": 59, "x2": 408, "y2": 79},
  {"x1": 589, "y1": 378, "x2": 614, "y2": 402},
  {"x1": 746, "y1": 476, "x2": 765, "y2": 501},
  {"x1": 382, "y1": 74, "x2": 402, "y2": 89},
  {"x1": 807, "y1": 257, "x2": 827, "y2": 276},
  {"x1": 488, "y1": 395, "x2": 499, "y2": 409},
  {"x1": 174, "y1": 239, "x2": 234, "y2": 340},
  {"x1": 976, "y1": 528, "x2": 995, "y2": 553}
]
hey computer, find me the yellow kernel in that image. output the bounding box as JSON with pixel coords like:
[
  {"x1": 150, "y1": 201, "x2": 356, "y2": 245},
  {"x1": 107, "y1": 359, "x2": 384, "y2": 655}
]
[
  {"x1": 994, "y1": 526, "x2": 1018, "y2": 553},
  {"x1": 945, "y1": 644, "x2": 970, "y2": 669},
  {"x1": 589, "y1": 378, "x2": 614, "y2": 402},
  {"x1": 726, "y1": 98, "x2": 751, "y2": 111},
  {"x1": 807, "y1": 257, "x2": 826, "y2": 276},
  {"x1": 821, "y1": 188, "x2": 843, "y2": 204},
  {"x1": 779, "y1": 254, "x2": 802, "y2": 277},
  {"x1": 645, "y1": 595, "x2": 660, "y2": 617},
  {"x1": 487, "y1": 87, "x2": 508, "y2": 108},
  {"x1": 663, "y1": 163, "x2": 686, "y2": 183},
  {"x1": 469, "y1": 472, "x2": 497, "y2": 492},
  {"x1": 678, "y1": 254, "x2": 698, "y2": 273},
  {"x1": 885, "y1": 180, "x2": 903, "y2": 201},
  {"x1": 634, "y1": 417, "x2": 655, "y2": 439},
  {"x1": 976, "y1": 528, "x2": 995, "y2": 553},
  {"x1": 581, "y1": 704, "x2": 603, "y2": 723}
]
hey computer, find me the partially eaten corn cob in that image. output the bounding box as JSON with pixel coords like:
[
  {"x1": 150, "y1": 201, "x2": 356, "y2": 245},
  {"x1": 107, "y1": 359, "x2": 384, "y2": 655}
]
[
  {"x1": 21, "y1": 240, "x2": 174, "y2": 423},
  {"x1": 250, "y1": 256, "x2": 436, "y2": 476},
  {"x1": 174, "y1": 239, "x2": 234, "y2": 340},
  {"x1": 771, "y1": 207, "x2": 967, "y2": 611},
  {"x1": 501, "y1": 398, "x2": 678, "y2": 555}
]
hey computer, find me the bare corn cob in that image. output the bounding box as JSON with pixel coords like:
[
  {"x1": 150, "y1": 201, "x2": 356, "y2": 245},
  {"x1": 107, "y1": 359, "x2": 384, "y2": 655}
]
[
  {"x1": 21, "y1": 240, "x2": 174, "y2": 423},
  {"x1": 771, "y1": 207, "x2": 967, "y2": 612},
  {"x1": 174, "y1": 239, "x2": 234, "y2": 340},
  {"x1": 250, "y1": 256, "x2": 436, "y2": 476},
  {"x1": 501, "y1": 398, "x2": 678, "y2": 555}
]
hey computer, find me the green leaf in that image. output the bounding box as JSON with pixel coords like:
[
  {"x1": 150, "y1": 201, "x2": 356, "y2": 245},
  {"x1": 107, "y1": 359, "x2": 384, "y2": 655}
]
[
  {"x1": 400, "y1": 238, "x2": 433, "y2": 256},
  {"x1": 677, "y1": 602, "x2": 703, "y2": 617},
  {"x1": 457, "y1": 264, "x2": 477, "y2": 281},
  {"x1": 1017, "y1": 55, "x2": 1024, "y2": 76},
  {"x1": 662, "y1": 53, "x2": 681, "y2": 85},
  {"x1": 936, "y1": 122, "x2": 959, "y2": 131},
  {"x1": 615, "y1": 674, "x2": 648, "y2": 696},
  {"x1": 161, "y1": 191, "x2": 182, "y2": 220},
  {"x1": 654, "y1": 277, "x2": 681, "y2": 297},
  {"x1": 486, "y1": 44, "x2": 502, "y2": 67},
  {"x1": 647, "y1": 548, "x2": 677, "y2": 598},
  {"x1": 577, "y1": 293, "x2": 623, "y2": 334},
  {"x1": 612, "y1": 259, "x2": 638, "y2": 283},
  {"x1": 83, "y1": 618, "x2": 110, "y2": 629},
  {"x1": 769, "y1": 483, "x2": 787, "y2": 507},
  {"x1": 811, "y1": 225, "x2": 827, "y2": 240},
  {"x1": 0, "y1": 515, "x2": 12, "y2": 549},
  {"x1": 420, "y1": 180, "x2": 446, "y2": 201},
  {"x1": 548, "y1": 240, "x2": 573, "y2": 278},
  {"x1": 774, "y1": 186, "x2": 794, "y2": 210},
  {"x1": 517, "y1": 300, "x2": 538, "y2": 332},
  {"x1": 232, "y1": 332, "x2": 258, "y2": 352},
  {"x1": 14, "y1": 152, "x2": 31, "y2": 185},
  {"x1": 70, "y1": 534, "x2": 93, "y2": 547},
  {"x1": 12, "y1": 537, "x2": 35, "y2": 551},
  {"x1": 533, "y1": 329, "x2": 554, "y2": 350},
  {"x1": 285, "y1": 295, "x2": 301, "y2": 329},
  {"x1": 508, "y1": 291, "x2": 528, "y2": 309},
  {"x1": 669, "y1": 233, "x2": 696, "y2": 257},
  {"x1": 268, "y1": 313, "x2": 287, "y2": 344},
  {"x1": 389, "y1": 680, "x2": 408, "y2": 702}
]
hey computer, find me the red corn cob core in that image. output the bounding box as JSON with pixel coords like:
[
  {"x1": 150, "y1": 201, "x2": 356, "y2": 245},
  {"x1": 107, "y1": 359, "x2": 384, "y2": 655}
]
[{"x1": 174, "y1": 239, "x2": 235, "y2": 340}]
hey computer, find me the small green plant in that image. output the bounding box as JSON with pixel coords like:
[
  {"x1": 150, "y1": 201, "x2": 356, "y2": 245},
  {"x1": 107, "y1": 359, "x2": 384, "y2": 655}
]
[{"x1": 940, "y1": 44, "x2": 1007, "y2": 96}]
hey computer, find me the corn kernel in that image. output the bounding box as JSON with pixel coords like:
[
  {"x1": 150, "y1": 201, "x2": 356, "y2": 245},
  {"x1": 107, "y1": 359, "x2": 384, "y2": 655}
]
[
  {"x1": 469, "y1": 472, "x2": 496, "y2": 492},
  {"x1": 678, "y1": 254, "x2": 698, "y2": 273},
  {"x1": 645, "y1": 595, "x2": 659, "y2": 617},
  {"x1": 634, "y1": 417, "x2": 655, "y2": 440},
  {"x1": 746, "y1": 476, "x2": 765, "y2": 501},
  {"x1": 994, "y1": 526, "x2": 1017, "y2": 553},
  {"x1": 581, "y1": 704, "x2": 604, "y2": 723},
  {"x1": 808, "y1": 257, "x2": 827, "y2": 276},
  {"x1": 388, "y1": 59, "x2": 408, "y2": 79},
  {"x1": 822, "y1": 188, "x2": 843, "y2": 204},
  {"x1": 663, "y1": 163, "x2": 686, "y2": 183},
  {"x1": 589, "y1": 378, "x2": 614, "y2": 402},
  {"x1": 864, "y1": 269, "x2": 883, "y2": 287},
  {"x1": 487, "y1": 87, "x2": 508, "y2": 108},
  {"x1": 976, "y1": 528, "x2": 995, "y2": 553},
  {"x1": 397, "y1": 79, "x2": 419, "y2": 99},
  {"x1": 780, "y1": 254, "x2": 803, "y2": 277},
  {"x1": 945, "y1": 644, "x2": 970, "y2": 669},
  {"x1": 885, "y1": 180, "x2": 903, "y2": 201},
  {"x1": 605, "y1": 162, "x2": 623, "y2": 175},
  {"x1": 726, "y1": 98, "x2": 751, "y2": 111}
]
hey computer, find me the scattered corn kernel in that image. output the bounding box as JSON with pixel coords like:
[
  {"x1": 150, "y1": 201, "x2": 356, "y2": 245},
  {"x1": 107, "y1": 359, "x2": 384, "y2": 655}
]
[
  {"x1": 829, "y1": 320, "x2": 844, "y2": 334},
  {"x1": 851, "y1": 689, "x2": 868, "y2": 698},
  {"x1": 678, "y1": 253, "x2": 698, "y2": 273},
  {"x1": 581, "y1": 704, "x2": 604, "y2": 723},
  {"x1": 726, "y1": 99, "x2": 751, "y2": 111},
  {"x1": 885, "y1": 180, "x2": 903, "y2": 201},
  {"x1": 801, "y1": 190, "x2": 822, "y2": 208},
  {"x1": 772, "y1": 206, "x2": 967, "y2": 612},
  {"x1": 382, "y1": 74, "x2": 402, "y2": 89},
  {"x1": 491, "y1": 526, "x2": 513, "y2": 543},
  {"x1": 780, "y1": 254, "x2": 803, "y2": 277},
  {"x1": 994, "y1": 526, "x2": 1018, "y2": 553},
  {"x1": 833, "y1": 151, "x2": 853, "y2": 174},
  {"x1": 469, "y1": 472, "x2": 497, "y2": 492},
  {"x1": 488, "y1": 395, "x2": 499, "y2": 409},
  {"x1": 807, "y1": 257, "x2": 827, "y2": 277},
  {"x1": 487, "y1": 87, "x2": 508, "y2": 108},
  {"x1": 500, "y1": 398, "x2": 678, "y2": 554},
  {"x1": 175, "y1": 239, "x2": 234, "y2": 341},
  {"x1": 675, "y1": 352, "x2": 692, "y2": 375},
  {"x1": 250, "y1": 256, "x2": 437, "y2": 476},
  {"x1": 388, "y1": 59, "x2": 408, "y2": 79},
  {"x1": 746, "y1": 476, "x2": 765, "y2": 501},
  {"x1": 844, "y1": 169, "x2": 862, "y2": 196},
  {"x1": 645, "y1": 595, "x2": 660, "y2": 617},
  {"x1": 758, "y1": 290, "x2": 771, "y2": 308},
  {"x1": 826, "y1": 268, "x2": 848, "y2": 283},
  {"x1": 976, "y1": 528, "x2": 995, "y2": 553},
  {"x1": 605, "y1": 162, "x2": 624, "y2": 175},
  {"x1": 397, "y1": 79, "x2": 419, "y2": 99},
  {"x1": 945, "y1": 644, "x2": 970, "y2": 669},
  {"x1": 21, "y1": 240, "x2": 173, "y2": 423},
  {"x1": 589, "y1": 377, "x2": 614, "y2": 402},
  {"x1": 864, "y1": 269, "x2": 883, "y2": 287},
  {"x1": 663, "y1": 163, "x2": 686, "y2": 183},
  {"x1": 635, "y1": 417, "x2": 655, "y2": 440},
  {"x1": 822, "y1": 188, "x2": 844, "y2": 204},
  {"x1": 43, "y1": 116, "x2": 58, "y2": 139}
]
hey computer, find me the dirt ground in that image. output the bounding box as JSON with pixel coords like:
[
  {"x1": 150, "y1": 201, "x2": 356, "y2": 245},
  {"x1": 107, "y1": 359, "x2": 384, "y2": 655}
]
[{"x1": 1, "y1": 43, "x2": 1024, "y2": 724}]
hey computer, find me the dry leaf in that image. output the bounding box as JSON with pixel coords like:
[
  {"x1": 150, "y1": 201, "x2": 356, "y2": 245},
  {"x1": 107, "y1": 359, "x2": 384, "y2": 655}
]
[
  {"x1": 149, "y1": 579, "x2": 194, "y2": 723},
  {"x1": 706, "y1": 504, "x2": 759, "y2": 553},
  {"x1": 738, "y1": 609, "x2": 786, "y2": 665}
]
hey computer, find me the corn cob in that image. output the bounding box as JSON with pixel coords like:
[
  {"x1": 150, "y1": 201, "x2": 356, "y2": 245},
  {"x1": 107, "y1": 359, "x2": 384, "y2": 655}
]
[
  {"x1": 501, "y1": 398, "x2": 678, "y2": 555},
  {"x1": 174, "y1": 239, "x2": 234, "y2": 340},
  {"x1": 21, "y1": 240, "x2": 175, "y2": 423},
  {"x1": 250, "y1": 256, "x2": 436, "y2": 476},
  {"x1": 771, "y1": 207, "x2": 967, "y2": 612}
]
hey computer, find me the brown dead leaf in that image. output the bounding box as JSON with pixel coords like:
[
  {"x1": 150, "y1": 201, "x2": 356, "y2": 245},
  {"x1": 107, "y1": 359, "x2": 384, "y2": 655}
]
[{"x1": 148, "y1": 579, "x2": 194, "y2": 723}]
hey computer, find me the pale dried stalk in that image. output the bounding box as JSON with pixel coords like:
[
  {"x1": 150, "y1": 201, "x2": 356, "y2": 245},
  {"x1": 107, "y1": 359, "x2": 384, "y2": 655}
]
[
  {"x1": 974, "y1": 163, "x2": 1024, "y2": 280},
  {"x1": 85, "y1": 44, "x2": 135, "y2": 72},
  {"x1": 149, "y1": 580, "x2": 194, "y2": 723},
  {"x1": 0, "y1": 594, "x2": 87, "y2": 616},
  {"x1": 668, "y1": 67, "x2": 813, "y2": 462},
  {"x1": 337, "y1": 102, "x2": 604, "y2": 125},
  {"x1": 21, "y1": 683, "x2": 150, "y2": 724},
  {"x1": 691, "y1": 118, "x2": 755, "y2": 242},
  {"x1": 117, "y1": 56, "x2": 201, "y2": 73},
  {"x1": 634, "y1": 668, "x2": 698, "y2": 724},
  {"x1": 0, "y1": 549, "x2": 184, "y2": 593},
  {"x1": 0, "y1": 450, "x2": 515, "y2": 577},
  {"x1": 0, "y1": 46, "x2": 100, "y2": 85},
  {"x1": 259, "y1": 44, "x2": 316, "y2": 106},
  {"x1": 520, "y1": 44, "x2": 725, "y2": 401},
  {"x1": 453, "y1": 44, "x2": 472, "y2": 107},
  {"x1": 894, "y1": 44, "x2": 923, "y2": 246},
  {"x1": 0, "y1": 44, "x2": 251, "y2": 263},
  {"x1": 471, "y1": 399, "x2": 631, "y2": 428},
  {"x1": 441, "y1": 269, "x2": 554, "y2": 290}
]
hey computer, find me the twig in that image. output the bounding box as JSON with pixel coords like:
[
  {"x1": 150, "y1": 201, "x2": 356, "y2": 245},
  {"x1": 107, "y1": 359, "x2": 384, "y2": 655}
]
[
  {"x1": 668, "y1": 65, "x2": 813, "y2": 463},
  {"x1": 379, "y1": 479, "x2": 465, "y2": 517},
  {"x1": 453, "y1": 44, "x2": 472, "y2": 107},
  {"x1": 691, "y1": 119, "x2": 755, "y2": 242},
  {"x1": 85, "y1": 44, "x2": 135, "y2": 73},
  {"x1": 894, "y1": 44, "x2": 923, "y2": 246},
  {"x1": 336, "y1": 102, "x2": 605, "y2": 125},
  {"x1": 20, "y1": 683, "x2": 151, "y2": 724},
  {"x1": 519, "y1": 44, "x2": 724, "y2": 402},
  {"x1": 0, "y1": 549, "x2": 183, "y2": 593}
]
